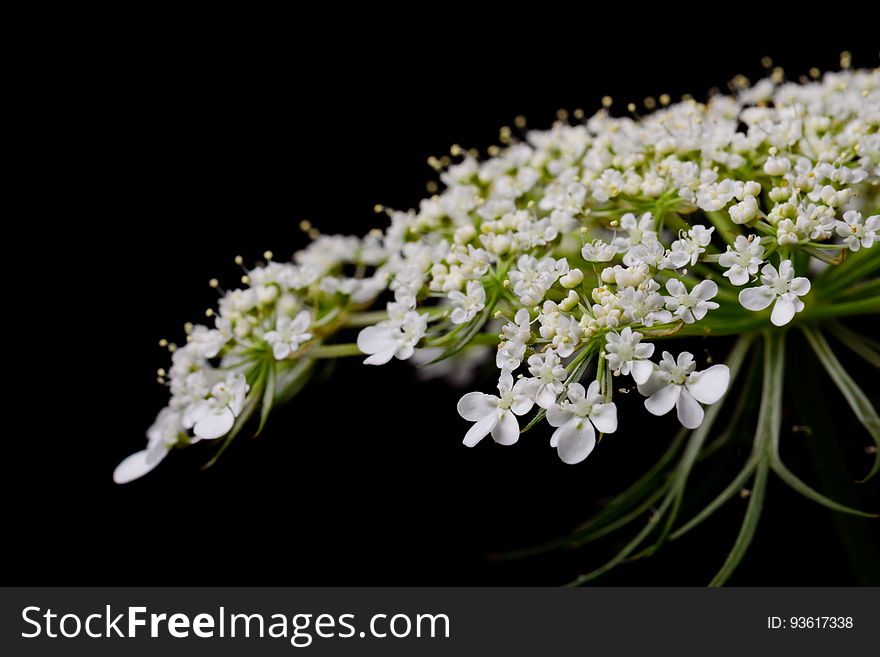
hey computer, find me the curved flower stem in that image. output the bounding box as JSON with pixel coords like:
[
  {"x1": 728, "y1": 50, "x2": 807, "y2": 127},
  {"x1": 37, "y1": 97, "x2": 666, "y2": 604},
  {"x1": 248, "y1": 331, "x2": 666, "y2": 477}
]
[
  {"x1": 569, "y1": 483, "x2": 672, "y2": 547},
  {"x1": 698, "y1": 350, "x2": 760, "y2": 463},
  {"x1": 705, "y1": 210, "x2": 741, "y2": 248},
  {"x1": 707, "y1": 330, "x2": 782, "y2": 585},
  {"x1": 566, "y1": 494, "x2": 676, "y2": 586},
  {"x1": 708, "y1": 457, "x2": 769, "y2": 587},
  {"x1": 816, "y1": 246, "x2": 880, "y2": 290},
  {"x1": 202, "y1": 368, "x2": 267, "y2": 469},
  {"x1": 802, "y1": 326, "x2": 880, "y2": 483},
  {"x1": 566, "y1": 336, "x2": 753, "y2": 584},
  {"x1": 672, "y1": 458, "x2": 760, "y2": 541},
  {"x1": 826, "y1": 321, "x2": 880, "y2": 368},
  {"x1": 802, "y1": 296, "x2": 880, "y2": 320},
  {"x1": 346, "y1": 310, "x2": 390, "y2": 327},
  {"x1": 494, "y1": 428, "x2": 686, "y2": 561},
  {"x1": 308, "y1": 343, "x2": 364, "y2": 359},
  {"x1": 652, "y1": 335, "x2": 755, "y2": 549}
]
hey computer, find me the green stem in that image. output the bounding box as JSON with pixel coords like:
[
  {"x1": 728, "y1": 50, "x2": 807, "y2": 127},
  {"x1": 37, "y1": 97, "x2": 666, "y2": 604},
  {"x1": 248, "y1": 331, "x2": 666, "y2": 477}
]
[
  {"x1": 705, "y1": 210, "x2": 741, "y2": 247},
  {"x1": 803, "y1": 296, "x2": 880, "y2": 321},
  {"x1": 346, "y1": 310, "x2": 389, "y2": 327},
  {"x1": 308, "y1": 343, "x2": 364, "y2": 358},
  {"x1": 802, "y1": 326, "x2": 880, "y2": 483},
  {"x1": 708, "y1": 457, "x2": 769, "y2": 587},
  {"x1": 707, "y1": 331, "x2": 781, "y2": 586}
]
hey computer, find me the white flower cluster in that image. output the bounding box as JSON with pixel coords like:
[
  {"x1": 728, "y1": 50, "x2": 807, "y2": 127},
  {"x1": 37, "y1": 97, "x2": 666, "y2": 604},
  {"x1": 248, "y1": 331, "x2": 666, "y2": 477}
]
[{"x1": 118, "y1": 68, "x2": 879, "y2": 482}]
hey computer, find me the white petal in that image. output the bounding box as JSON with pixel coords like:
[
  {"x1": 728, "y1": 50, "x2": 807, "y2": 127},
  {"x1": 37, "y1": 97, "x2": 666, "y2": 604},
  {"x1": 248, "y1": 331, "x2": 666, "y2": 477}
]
[
  {"x1": 113, "y1": 447, "x2": 169, "y2": 484},
  {"x1": 463, "y1": 413, "x2": 496, "y2": 447},
  {"x1": 194, "y1": 408, "x2": 235, "y2": 440},
  {"x1": 536, "y1": 387, "x2": 557, "y2": 409},
  {"x1": 567, "y1": 382, "x2": 586, "y2": 401},
  {"x1": 356, "y1": 326, "x2": 395, "y2": 354},
  {"x1": 590, "y1": 402, "x2": 617, "y2": 434},
  {"x1": 770, "y1": 296, "x2": 796, "y2": 326},
  {"x1": 788, "y1": 277, "x2": 811, "y2": 297},
  {"x1": 547, "y1": 404, "x2": 573, "y2": 428},
  {"x1": 666, "y1": 279, "x2": 686, "y2": 295},
  {"x1": 739, "y1": 286, "x2": 775, "y2": 311},
  {"x1": 585, "y1": 380, "x2": 601, "y2": 399},
  {"x1": 686, "y1": 364, "x2": 730, "y2": 405},
  {"x1": 363, "y1": 345, "x2": 397, "y2": 365},
  {"x1": 637, "y1": 371, "x2": 666, "y2": 397},
  {"x1": 272, "y1": 342, "x2": 290, "y2": 360},
  {"x1": 676, "y1": 388, "x2": 704, "y2": 429},
  {"x1": 644, "y1": 384, "x2": 680, "y2": 416},
  {"x1": 631, "y1": 360, "x2": 654, "y2": 385},
  {"x1": 555, "y1": 418, "x2": 597, "y2": 465},
  {"x1": 491, "y1": 410, "x2": 520, "y2": 445},
  {"x1": 692, "y1": 279, "x2": 718, "y2": 300},
  {"x1": 726, "y1": 267, "x2": 750, "y2": 286},
  {"x1": 292, "y1": 310, "x2": 312, "y2": 332},
  {"x1": 457, "y1": 392, "x2": 495, "y2": 421}
]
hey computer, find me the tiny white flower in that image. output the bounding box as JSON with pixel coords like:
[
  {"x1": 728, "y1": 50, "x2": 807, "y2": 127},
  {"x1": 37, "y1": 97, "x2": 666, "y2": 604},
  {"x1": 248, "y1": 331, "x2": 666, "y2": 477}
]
[
  {"x1": 775, "y1": 218, "x2": 800, "y2": 246},
  {"x1": 638, "y1": 352, "x2": 730, "y2": 429},
  {"x1": 666, "y1": 225, "x2": 714, "y2": 268},
  {"x1": 719, "y1": 235, "x2": 765, "y2": 286},
  {"x1": 457, "y1": 372, "x2": 536, "y2": 447},
  {"x1": 696, "y1": 179, "x2": 738, "y2": 212},
  {"x1": 264, "y1": 310, "x2": 313, "y2": 360},
  {"x1": 763, "y1": 155, "x2": 791, "y2": 176},
  {"x1": 497, "y1": 308, "x2": 532, "y2": 371},
  {"x1": 357, "y1": 311, "x2": 428, "y2": 365},
  {"x1": 738, "y1": 259, "x2": 811, "y2": 326},
  {"x1": 547, "y1": 381, "x2": 617, "y2": 464},
  {"x1": 448, "y1": 280, "x2": 487, "y2": 325},
  {"x1": 836, "y1": 211, "x2": 879, "y2": 251},
  {"x1": 526, "y1": 349, "x2": 568, "y2": 408},
  {"x1": 664, "y1": 279, "x2": 720, "y2": 324},
  {"x1": 581, "y1": 239, "x2": 617, "y2": 262},
  {"x1": 728, "y1": 195, "x2": 759, "y2": 225},
  {"x1": 796, "y1": 203, "x2": 836, "y2": 241},
  {"x1": 183, "y1": 373, "x2": 249, "y2": 440},
  {"x1": 559, "y1": 267, "x2": 584, "y2": 289},
  {"x1": 611, "y1": 212, "x2": 657, "y2": 253},
  {"x1": 113, "y1": 408, "x2": 183, "y2": 484},
  {"x1": 188, "y1": 325, "x2": 229, "y2": 359},
  {"x1": 604, "y1": 327, "x2": 654, "y2": 384},
  {"x1": 509, "y1": 255, "x2": 568, "y2": 306},
  {"x1": 538, "y1": 303, "x2": 583, "y2": 357}
]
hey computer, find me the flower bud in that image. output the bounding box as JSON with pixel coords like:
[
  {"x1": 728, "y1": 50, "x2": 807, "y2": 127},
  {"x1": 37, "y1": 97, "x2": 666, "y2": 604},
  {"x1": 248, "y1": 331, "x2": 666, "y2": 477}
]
[{"x1": 560, "y1": 267, "x2": 584, "y2": 289}]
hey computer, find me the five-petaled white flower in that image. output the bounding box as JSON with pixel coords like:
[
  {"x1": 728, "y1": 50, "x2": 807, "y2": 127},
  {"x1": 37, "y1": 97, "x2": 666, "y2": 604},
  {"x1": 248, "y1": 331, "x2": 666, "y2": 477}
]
[
  {"x1": 637, "y1": 352, "x2": 730, "y2": 429},
  {"x1": 357, "y1": 311, "x2": 428, "y2": 365},
  {"x1": 264, "y1": 310, "x2": 313, "y2": 360},
  {"x1": 547, "y1": 381, "x2": 617, "y2": 464},
  {"x1": 527, "y1": 349, "x2": 568, "y2": 408},
  {"x1": 605, "y1": 327, "x2": 654, "y2": 384},
  {"x1": 448, "y1": 279, "x2": 487, "y2": 324},
  {"x1": 738, "y1": 259, "x2": 811, "y2": 327},
  {"x1": 183, "y1": 372, "x2": 249, "y2": 440},
  {"x1": 664, "y1": 279, "x2": 719, "y2": 324},
  {"x1": 457, "y1": 372, "x2": 536, "y2": 447},
  {"x1": 719, "y1": 235, "x2": 765, "y2": 286},
  {"x1": 836, "y1": 211, "x2": 879, "y2": 252}
]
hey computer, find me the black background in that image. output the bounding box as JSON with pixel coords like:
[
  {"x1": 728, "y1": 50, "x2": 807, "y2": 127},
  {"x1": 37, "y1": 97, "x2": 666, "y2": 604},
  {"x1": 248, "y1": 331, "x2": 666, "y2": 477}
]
[{"x1": 10, "y1": 20, "x2": 879, "y2": 585}]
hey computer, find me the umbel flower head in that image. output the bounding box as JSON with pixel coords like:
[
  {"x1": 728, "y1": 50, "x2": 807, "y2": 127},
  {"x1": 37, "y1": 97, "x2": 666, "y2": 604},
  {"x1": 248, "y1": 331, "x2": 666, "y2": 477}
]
[{"x1": 115, "y1": 61, "x2": 880, "y2": 586}]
